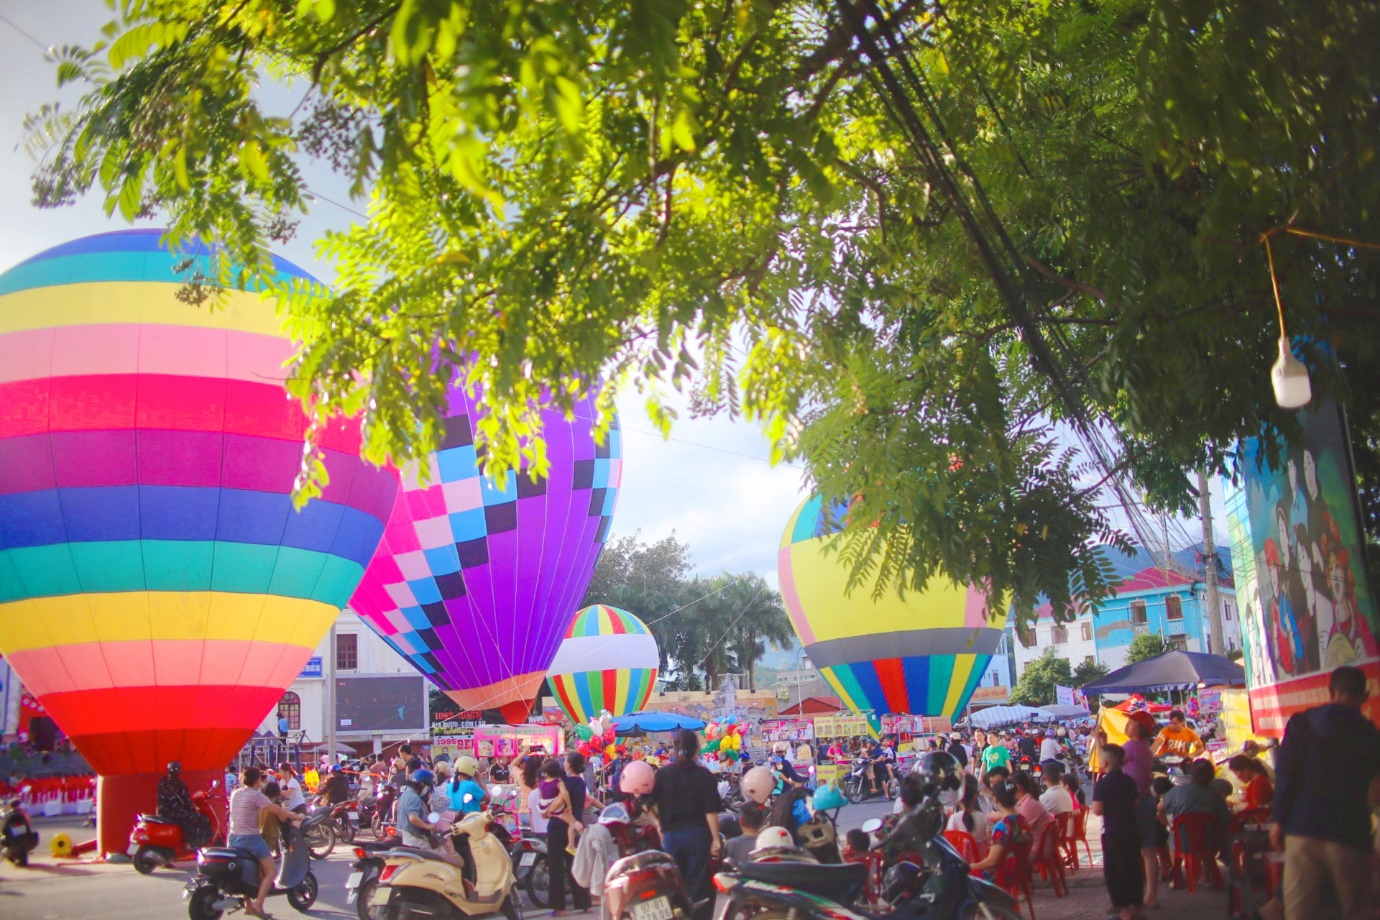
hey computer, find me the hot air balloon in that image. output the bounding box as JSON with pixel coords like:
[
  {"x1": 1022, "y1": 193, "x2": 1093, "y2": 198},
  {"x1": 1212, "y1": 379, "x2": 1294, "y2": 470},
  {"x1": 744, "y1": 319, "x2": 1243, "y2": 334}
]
[
  {"x1": 0, "y1": 230, "x2": 397, "y2": 854},
  {"x1": 548, "y1": 604, "x2": 659, "y2": 724},
  {"x1": 349, "y1": 385, "x2": 620, "y2": 722},
  {"x1": 777, "y1": 496, "x2": 1006, "y2": 719}
]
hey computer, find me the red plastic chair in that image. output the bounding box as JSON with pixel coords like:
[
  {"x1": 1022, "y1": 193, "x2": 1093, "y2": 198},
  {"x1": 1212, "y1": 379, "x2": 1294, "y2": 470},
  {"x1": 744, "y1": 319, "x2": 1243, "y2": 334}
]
[
  {"x1": 1031, "y1": 822, "x2": 1068, "y2": 896},
  {"x1": 1171, "y1": 813, "x2": 1223, "y2": 892},
  {"x1": 1006, "y1": 837, "x2": 1037, "y2": 919},
  {"x1": 943, "y1": 829, "x2": 983, "y2": 875},
  {"x1": 1059, "y1": 811, "x2": 1092, "y2": 866}
]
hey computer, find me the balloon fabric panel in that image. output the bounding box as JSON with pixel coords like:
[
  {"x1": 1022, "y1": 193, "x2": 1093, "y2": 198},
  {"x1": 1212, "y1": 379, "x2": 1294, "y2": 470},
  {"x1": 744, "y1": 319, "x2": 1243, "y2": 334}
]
[
  {"x1": 350, "y1": 392, "x2": 622, "y2": 714},
  {"x1": 0, "y1": 230, "x2": 396, "y2": 776},
  {"x1": 777, "y1": 496, "x2": 1006, "y2": 720},
  {"x1": 546, "y1": 604, "x2": 658, "y2": 724}
]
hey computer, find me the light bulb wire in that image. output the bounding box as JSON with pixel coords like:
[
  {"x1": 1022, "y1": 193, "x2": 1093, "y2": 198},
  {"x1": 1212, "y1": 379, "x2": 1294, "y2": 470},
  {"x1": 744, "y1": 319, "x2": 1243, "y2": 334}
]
[{"x1": 1264, "y1": 233, "x2": 1287, "y2": 339}]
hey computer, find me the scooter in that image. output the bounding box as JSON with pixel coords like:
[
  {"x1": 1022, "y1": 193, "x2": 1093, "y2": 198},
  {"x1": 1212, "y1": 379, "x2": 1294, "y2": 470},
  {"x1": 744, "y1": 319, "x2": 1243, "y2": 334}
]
[
  {"x1": 368, "y1": 809, "x2": 521, "y2": 920},
  {"x1": 130, "y1": 784, "x2": 226, "y2": 873},
  {"x1": 1, "y1": 791, "x2": 38, "y2": 867},
  {"x1": 512, "y1": 832, "x2": 550, "y2": 908},
  {"x1": 711, "y1": 796, "x2": 1022, "y2": 920},
  {"x1": 843, "y1": 760, "x2": 898, "y2": 804},
  {"x1": 605, "y1": 850, "x2": 696, "y2": 920},
  {"x1": 371, "y1": 784, "x2": 399, "y2": 839},
  {"x1": 183, "y1": 818, "x2": 318, "y2": 920}
]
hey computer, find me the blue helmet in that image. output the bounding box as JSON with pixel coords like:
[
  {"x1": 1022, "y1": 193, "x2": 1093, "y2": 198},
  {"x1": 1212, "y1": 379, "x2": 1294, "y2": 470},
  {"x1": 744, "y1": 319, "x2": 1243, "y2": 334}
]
[
  {"x1": 410, "y1": 768, "x2": 435, "y2": 786},
  {"x1": 811, "y1": 782, "x2": 848, "y2": 812},
  {"x1": 329, "y1": 764, "x2": 343, "y2": 774}
]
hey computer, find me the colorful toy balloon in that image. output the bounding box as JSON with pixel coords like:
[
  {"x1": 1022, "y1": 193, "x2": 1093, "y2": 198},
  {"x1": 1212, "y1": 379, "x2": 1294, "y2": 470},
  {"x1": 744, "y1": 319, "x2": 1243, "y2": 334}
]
[
  {"x1": 0, "y1": 230, "x2": 396, "y2": 853},
  {"x1": 350, "y1": 386, "x2": 620, "y2": 720},
  {"x1": 777, "y1": 496, "x2": 1007, "y2": 719},
  {"x1": 547, "y1": 604, "x2": 659, "y2": 725}
]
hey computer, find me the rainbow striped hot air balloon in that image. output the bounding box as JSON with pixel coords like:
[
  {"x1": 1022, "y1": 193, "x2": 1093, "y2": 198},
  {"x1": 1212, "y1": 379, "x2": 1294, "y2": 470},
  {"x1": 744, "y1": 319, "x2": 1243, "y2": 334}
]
[
  {"x1": 0, "y1": 230, "x2": 396, "y2": 854},
  {"x1": 777, "y1": 496, "x2": 1006, "y2": 720},
  {"x1": 349, "y1": 385, "x2": 620, "y2": 722},
  {"x1": 548, "y1": 604, "x2": 659, "y2": 724}
]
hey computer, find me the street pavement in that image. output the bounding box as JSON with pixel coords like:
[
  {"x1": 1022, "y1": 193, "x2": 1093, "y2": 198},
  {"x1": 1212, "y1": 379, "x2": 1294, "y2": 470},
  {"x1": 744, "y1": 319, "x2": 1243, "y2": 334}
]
[{"x1": 0, "y1": 799, "x2": 1233, "y2": 920}]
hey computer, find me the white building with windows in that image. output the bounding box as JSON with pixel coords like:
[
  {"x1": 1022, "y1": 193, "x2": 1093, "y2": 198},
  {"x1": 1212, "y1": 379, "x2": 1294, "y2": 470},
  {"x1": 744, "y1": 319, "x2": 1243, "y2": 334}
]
[{"x1": 258, "y1": 610, "x2": 429, "y2": 753}]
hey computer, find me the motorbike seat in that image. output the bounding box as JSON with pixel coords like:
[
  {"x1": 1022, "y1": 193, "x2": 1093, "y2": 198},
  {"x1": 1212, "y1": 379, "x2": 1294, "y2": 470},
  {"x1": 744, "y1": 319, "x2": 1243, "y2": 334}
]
[
  {"x1": 201, "y1": 846, "x2": 265, "y2": 862},
  {"x1": 737, "y1": 860, "x2": 866, "y2": 903},
  {"x1": 140, "y1": 814, "x2": 177, "y2": 825}
]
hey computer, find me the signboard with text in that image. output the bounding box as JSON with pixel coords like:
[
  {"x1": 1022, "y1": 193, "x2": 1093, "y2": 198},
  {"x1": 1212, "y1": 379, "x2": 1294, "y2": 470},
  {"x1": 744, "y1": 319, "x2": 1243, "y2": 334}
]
[{"x1": 300, "y1": 657, "x2": 323, "y2": 678}]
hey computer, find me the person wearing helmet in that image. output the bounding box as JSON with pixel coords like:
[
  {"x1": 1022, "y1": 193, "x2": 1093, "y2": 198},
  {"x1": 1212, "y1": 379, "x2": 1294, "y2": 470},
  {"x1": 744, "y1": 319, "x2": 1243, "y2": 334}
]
[
  {"x1": 398, "y1": 768, "x2": 437, "y2": 848},
  {"x1": 156, "y1": 760, "x2": 212, "y2": 848},
  {"x1": 1039, "y1": 729, "x2": 1064, "y2": 775},
  {"x1": 317, "y1": 762, "x2": 354, "y2": 805},
  {"x1": 445, "y1": 755, "x2": 488, "y2": 815}
]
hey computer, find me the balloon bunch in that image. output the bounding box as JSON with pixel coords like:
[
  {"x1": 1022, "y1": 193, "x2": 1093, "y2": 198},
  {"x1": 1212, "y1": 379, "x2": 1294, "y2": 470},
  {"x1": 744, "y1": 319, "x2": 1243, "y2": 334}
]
[
  {"x1": 575, "y1": 710, "x2": 618, "y2": 760},
  {"x1": 702, "y1": 716, "x2": 746, "y2": 761}
]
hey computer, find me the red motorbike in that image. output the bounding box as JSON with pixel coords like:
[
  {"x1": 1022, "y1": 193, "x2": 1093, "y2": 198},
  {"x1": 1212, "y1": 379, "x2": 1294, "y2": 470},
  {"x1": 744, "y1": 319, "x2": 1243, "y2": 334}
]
[{"x1": 128, "y1": 787, "x2": 224, "y2": 874}]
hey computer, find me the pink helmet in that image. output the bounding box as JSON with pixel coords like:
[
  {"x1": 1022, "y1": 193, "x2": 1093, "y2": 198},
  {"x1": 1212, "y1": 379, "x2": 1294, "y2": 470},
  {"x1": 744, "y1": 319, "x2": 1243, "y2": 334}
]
[
  {"x1": 741, "y1": 766, "x2": 776, "y2": 805},
  {"x1": 620, "y1": 760, "x2": 656, "y2": 795}
]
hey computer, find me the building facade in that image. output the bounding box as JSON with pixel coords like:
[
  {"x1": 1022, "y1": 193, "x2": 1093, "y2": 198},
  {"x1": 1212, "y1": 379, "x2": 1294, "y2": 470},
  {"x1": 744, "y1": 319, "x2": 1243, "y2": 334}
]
[{"x1": 1012, "y1": 544, "x2": 1240, "y2": 676}]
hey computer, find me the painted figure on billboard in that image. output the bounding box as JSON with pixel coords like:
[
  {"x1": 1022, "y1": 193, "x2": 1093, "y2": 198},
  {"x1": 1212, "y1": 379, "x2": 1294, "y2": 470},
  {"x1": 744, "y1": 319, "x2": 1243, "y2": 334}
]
[{"x1": 1224, "y1": 399, "x2": 1380, "y2": 733}]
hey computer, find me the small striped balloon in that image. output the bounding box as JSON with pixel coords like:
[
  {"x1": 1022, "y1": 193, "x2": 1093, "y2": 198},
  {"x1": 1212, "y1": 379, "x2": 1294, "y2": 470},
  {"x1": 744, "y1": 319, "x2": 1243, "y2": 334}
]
[{"x1": 547, "y1": 604, "x2": 658, "y2": 724}]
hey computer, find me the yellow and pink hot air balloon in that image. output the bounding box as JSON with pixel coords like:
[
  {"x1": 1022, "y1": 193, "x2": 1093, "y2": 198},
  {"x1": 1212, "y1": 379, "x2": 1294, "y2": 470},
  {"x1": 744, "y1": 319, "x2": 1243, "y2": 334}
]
[
  {"x1": 777, "y1": 496, "x2": 1006, "y2": 720},
  {"x1": 0, "y1": 231, "x2": 397, "y2": 854}
]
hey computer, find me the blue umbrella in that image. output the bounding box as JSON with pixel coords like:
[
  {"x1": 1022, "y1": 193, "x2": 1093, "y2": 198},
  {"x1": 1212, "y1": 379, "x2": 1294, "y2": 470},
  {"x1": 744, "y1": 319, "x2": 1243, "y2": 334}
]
[{"x1": 611, "y1": 711, "x2": 707, "y2": 735}]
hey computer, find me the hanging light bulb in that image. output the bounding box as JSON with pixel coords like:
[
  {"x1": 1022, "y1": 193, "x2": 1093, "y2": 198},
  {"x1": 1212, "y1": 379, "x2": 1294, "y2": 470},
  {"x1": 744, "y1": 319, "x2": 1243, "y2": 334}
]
[
  {"x1": 1271, "y1": 334, "x2": 1311, "y2": 409},
  {"x1": 1264, "y1": 234, "x2": 1311, "y2": 410}
]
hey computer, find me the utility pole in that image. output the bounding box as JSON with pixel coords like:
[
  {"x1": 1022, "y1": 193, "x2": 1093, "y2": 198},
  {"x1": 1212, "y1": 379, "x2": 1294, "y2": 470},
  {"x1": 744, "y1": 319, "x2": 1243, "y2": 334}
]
[
  {"x1": 1197, "y1": 470, "x2": 1225, "y2": 656},
  {"x1": 325, "y1": 622, "x2": 337, "y2": 767}
]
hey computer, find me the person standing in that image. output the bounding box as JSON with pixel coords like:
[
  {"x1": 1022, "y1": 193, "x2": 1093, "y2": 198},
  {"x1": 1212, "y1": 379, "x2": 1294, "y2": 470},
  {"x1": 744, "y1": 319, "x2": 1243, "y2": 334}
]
[
  {"x1": 1093, "y1": 744, "x2": 1145, "y2": 920},
  {"x1": 947, "y1": 732, "x2": 970, "y2": 771},
  {"x1": 981, "y1": 732, "x2": 1012, "y2": 775},
  {"x1": 544, "y1": 752, "x2": 597, "y2": 915},
  {"x1": 1099, "y1": 712, "x2": 1160, "y2": 910},
  {"x1": 1152, "y1": 710, "x2": 1205, "y2": 760},
  {"x1": 1271, "y1": 665, "x2": 1380, "y2": 919},
  {"x1": 277, "y1": 763, "x2": 307, "y2": 815},
  {"x1": 652, "y1": 730, "x2": 722, "y2": 920}
]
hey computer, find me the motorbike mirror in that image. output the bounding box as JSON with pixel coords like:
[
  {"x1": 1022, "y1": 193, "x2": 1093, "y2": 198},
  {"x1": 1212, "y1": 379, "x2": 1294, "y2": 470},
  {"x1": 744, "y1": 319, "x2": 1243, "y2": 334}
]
[
  {"x1": 490, "y1": 785, "x2": 502, "y2": 796},
  {"x1": 210, "y1": 780, "x2": 220, "y2": 789},
  {"x1": 427, "y1": 812, "x2": 442, "y2": 824},
  {"x1": 860, "y1": 818, "x2": 883, "y2": 835}
]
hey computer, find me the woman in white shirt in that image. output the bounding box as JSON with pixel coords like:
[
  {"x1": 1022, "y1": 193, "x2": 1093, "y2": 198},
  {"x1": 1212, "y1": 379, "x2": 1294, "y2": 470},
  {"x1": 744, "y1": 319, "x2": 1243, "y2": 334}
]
[{"x1": 945, "y1": 774, "x2": 990, "y2": 855}]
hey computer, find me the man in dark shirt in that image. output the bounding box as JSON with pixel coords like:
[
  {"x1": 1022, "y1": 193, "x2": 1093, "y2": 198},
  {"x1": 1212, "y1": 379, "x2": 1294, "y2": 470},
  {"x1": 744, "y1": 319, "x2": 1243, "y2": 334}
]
[
  {"x1": 1093, "y1": 744, "x2": 1144, "y2": 920},
  {"x1": 1017, "y1": 729, "x2": 1038, "y2": 761},
  {"x1": 1271, "y1": 665, "x2": 1380, "y2": 920},
  {"x1": 652, "y1": 731, "x2": 722, "y2": 920},
  {"x1": 317, "y1": 765, "x2": 353, "y2": 805}
]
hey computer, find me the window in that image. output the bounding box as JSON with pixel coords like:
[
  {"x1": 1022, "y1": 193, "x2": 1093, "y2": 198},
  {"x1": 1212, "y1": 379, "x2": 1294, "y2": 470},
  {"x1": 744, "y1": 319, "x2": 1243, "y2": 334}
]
[
  {"x1": 336, "y1": 632, "x2": 358, "y2": 671},
  {"x1": 1021, "y1": 627, "x2": 1036, "y2": 648},
  {"x1": 1223, "y1": 602, "x2": 1233, "y2": 621},
  {"x1": 277, "y1": 692, "x2": 301, "y2": 731},
  {"x1": 1168, "y1": 636, "x2": 1189, "y2": 652},
  {"x1": 1130, "y1": 600, "x2": 1148, "y2": 625},
  {"x1": 1084, "y1": 656, "x2": 1095, "y2": 666},
  {"x1": 1080, "y1": 622, "x2": 1093, "y2": 642},
  {"x1": 1166, "y1": 594, "x2": 1183, "y2": 621},
  {"x1": 1051, "y1": 625, "x2": 1068, "y2": 644}
]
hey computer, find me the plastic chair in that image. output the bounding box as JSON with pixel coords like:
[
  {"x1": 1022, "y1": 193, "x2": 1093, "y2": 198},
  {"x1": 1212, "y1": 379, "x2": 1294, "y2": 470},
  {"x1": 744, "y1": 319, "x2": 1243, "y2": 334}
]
[
  {"x1": 1055, "y1": 811, "x2": 1079, "y2": 870},
  {"x1": 943, "y1": 829, "x2": 981, "y2": 863},
  {"x1": 1031, "y1": 822, "x2": 1067, "y2": 897},
  {"x1": 1170, "y1": 813, "x2": 1223, "y2": 892},
  {"x1": 1005, "y1": 837, "x2": 1037, "y2": 919},
  {"x1": 1065, "y1": 811, "x2": 1087, "y2": 866}
]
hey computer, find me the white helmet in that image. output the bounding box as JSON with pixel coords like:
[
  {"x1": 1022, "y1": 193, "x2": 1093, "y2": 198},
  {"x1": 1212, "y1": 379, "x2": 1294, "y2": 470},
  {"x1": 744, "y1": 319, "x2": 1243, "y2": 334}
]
[
  {"x1": 741, "y1": 767, "x2": 776, "y2": 805},
  {"x1": 755, "y1": 826, "x2": 794, "y2": 850},
  {"x1": 455, "y1": 755, "x2": 479, "y2": 777}
]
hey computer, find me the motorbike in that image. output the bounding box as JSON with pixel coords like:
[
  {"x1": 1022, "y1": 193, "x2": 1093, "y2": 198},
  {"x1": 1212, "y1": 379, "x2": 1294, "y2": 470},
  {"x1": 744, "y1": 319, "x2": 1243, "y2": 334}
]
[
  {"x1": 371, "y1": 784, "x2": 400, "y2": 839},
  {"x1": 368, "y1": 809, "x2": 521, "y2": 920},
  {"x1": 183, "y1": 817, "x2": 319, "y2": 920},
  {"x1": 130, "y1": 785, "x2": 226, "y2": 873},
  {"x1": 512, "y1": 831, "x2": 550, "y2": 908},
  {"x1": 605, "y1": 849, "x2": 697, "y2": 920},
  {"x1": 843, "y1": 760, "x2": 898, "y2": 805},
  {"x1": 323, "y1": 798, "x2": 360, "y2": 845},
  {"x1": 711, "y1": 795, "x2": 1021, "y2": 920},
  {"x1": 302, "y1": 806, "x2": 338, "y2": 859},
  {"x1": 1, "y1": 791, "x2": 38, "y2": 867}
]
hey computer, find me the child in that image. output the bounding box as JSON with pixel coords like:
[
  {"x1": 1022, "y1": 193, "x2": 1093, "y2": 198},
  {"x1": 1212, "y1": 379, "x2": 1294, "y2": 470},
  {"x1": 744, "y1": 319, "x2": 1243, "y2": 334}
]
[
  {"x1": 969, "y1": 779, "x2": 1027, "y2": 889},
  {"x1": 259, "y1": 781, "x2": 283, "y2": 856},
  {"x1": 1093, "y1": 744, "x2": 1144, "y2": 920},
  {"x1": 1061, "y1": 772, "x2": 1086, "y2": 808},
  {"x1": 724, "y1": 802, "x2": 764, "y2": 865},
  {"x1": 841, "y1": 828, "x2": 871, "y2": 863}
]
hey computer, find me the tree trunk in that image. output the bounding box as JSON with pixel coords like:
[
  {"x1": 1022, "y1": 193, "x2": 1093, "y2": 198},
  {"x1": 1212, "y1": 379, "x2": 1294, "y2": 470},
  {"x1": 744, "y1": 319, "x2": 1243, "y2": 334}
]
[{"x1": 748, "y1": 661, "x2": 756, "y2": 693}]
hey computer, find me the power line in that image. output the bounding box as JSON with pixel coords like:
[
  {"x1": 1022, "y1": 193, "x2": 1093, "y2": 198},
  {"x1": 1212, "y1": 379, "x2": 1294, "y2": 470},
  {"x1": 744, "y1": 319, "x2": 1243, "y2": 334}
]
[
  {"x1": 621, "y1": 425, "x2": 804, "y2": 470},
  {"x1": 0, "y1": 12, "x2": 49, "y2": 54}
]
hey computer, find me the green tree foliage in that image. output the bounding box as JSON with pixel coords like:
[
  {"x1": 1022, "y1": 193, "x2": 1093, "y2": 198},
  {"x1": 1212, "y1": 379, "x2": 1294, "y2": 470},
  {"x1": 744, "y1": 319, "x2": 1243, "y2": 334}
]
[
  {"x1": 1010, "y1": 648, "x2": 1071, "y2": 707},
  {"x1": 581, "y1": 534, "x2": 791, "y2": 690},
  {"x1": 1124, "y1": 633, "x2": 1170, "y2": 665},
  {"x1": 29, "y1": 0, "x2": 1380, "y2": 626},
  {"x1": 1071, "y1": 659, "x2": 1110, "y2": 688}
]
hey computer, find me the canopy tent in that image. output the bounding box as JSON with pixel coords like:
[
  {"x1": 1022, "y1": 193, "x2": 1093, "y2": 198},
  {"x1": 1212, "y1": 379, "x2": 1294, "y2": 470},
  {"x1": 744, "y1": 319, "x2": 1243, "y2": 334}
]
[
  {"x1": 1080, "y1": 650, "x2": 1245, "y2": 694},
  {"x1": 1111, "y1": 694, "x2": 1173, "y2": 714},
  {"x1": 1039, "y1": 704, "x2": 1092, "y2": 720},
  {"x1": 778, "y1": 696, "x2": 843, "y2": 716},
  {"x1": 610, "y1": 711, "x2": 707, "y2": 735},
  {"x1": 969, "y1": 705, "x2": 1053, "y2": 729}
]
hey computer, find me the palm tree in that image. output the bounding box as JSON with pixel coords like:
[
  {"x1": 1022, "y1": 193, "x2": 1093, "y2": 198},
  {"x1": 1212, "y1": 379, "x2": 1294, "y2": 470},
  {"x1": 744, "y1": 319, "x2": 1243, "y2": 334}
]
[{"x1": 722, "y1": 573, "x2": 794, "y2": 692}]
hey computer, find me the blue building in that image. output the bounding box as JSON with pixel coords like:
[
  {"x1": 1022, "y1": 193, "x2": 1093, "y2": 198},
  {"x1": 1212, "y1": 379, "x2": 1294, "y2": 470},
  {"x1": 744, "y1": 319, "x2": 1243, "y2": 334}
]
[{"x1": 1012, "y1": 545, "x2": 1240, "y2": 674}]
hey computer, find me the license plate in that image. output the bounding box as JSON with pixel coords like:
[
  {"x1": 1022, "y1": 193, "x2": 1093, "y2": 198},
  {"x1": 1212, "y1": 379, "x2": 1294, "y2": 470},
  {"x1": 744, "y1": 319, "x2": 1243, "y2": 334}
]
[
  {"x1": 127, "y1": 843, "x2": 140, "y2": 857},
  {"x1": 346, "y1": 871, "x2": 363, "y2": 889},
  {"x1": 372, "y1": 887, "x2": 392, "y2": 906},
  {"x1": 519, "y1": 852, "x2": 537, "y2": 867},
  {"x1": 633, "y1": 897, "x2": 673, "y2": 920}
]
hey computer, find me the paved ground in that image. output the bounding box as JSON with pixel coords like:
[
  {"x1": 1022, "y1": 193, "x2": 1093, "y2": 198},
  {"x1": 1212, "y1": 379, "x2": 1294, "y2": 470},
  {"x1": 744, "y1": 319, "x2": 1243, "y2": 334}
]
[{"x1": 0, "y1": 803, "x2": 1236, "y2": 920}]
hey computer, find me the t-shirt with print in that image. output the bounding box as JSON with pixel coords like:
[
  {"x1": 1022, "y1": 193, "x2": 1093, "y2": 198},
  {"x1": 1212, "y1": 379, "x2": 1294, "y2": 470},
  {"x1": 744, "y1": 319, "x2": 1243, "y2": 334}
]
[
  {"x1": 228, "y1": 786, "x2": 272, "y2": 838},
  {"x1": 1156, "y1": 725, "x2": 1202, "y2": 757},
  {"x1": 986, "y1": 814, "x2": 1029, "y2": 889}
]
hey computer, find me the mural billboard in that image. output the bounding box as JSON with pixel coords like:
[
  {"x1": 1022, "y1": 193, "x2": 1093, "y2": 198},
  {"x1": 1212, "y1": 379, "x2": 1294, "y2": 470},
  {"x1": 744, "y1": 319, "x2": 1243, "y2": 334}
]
[{"x1": 1224, "y1": 400, "x2": 1380, "y2": 734}]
